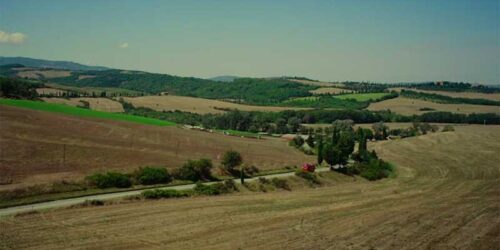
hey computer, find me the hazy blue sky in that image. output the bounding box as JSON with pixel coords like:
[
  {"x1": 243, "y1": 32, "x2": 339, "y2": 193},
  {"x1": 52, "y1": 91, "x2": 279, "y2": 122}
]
[{"x1": 0, "y1": 0, "x2": 498, "y2": 83}]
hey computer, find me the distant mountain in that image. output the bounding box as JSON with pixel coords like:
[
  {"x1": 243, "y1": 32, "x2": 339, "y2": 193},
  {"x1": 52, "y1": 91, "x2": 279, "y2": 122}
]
[
  {"x1": 0, "y1": 56, "x2": 109, "y2": 71},
  {"x1": 209, "y1": 75, "x2": 240, "y2": 82}
]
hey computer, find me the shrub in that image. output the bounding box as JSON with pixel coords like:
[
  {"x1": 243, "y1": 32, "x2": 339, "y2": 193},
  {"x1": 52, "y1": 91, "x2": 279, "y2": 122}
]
[
  {"x1": 86, "y1": 172, "x2": 132, "y2": 188},
  {"x1": 173, "y1": 159, "x2": 214, "y2": 182},
  {"x1": 442, "y1": 125, "x2": 455, "y2": 132},
  {"x1": 271, "y1": 178, "x2": 290, "y2": 191},
  {"x1": 191, "y1": 179, "x2": 239, "y2": 196},
  {"x1": 135, "y1": 167, "x2": 171, "y2": 185},
  {"x1": 295, "y1": 170, "x2": 321, "y2": 185},
  {"x1": 242, "y1": 165, "x2": 260, "y2": 177},
  {"x1": 359, "y1": 159, "x2": 393, "y2": 181},
  {"x1": 81, "y1": 199, "x2": 105, "y2": 206},
  {"x1": 142, "y1": 189, "x2": 189, "y2": 199},
  {"x1": 193, "y1": 183, "x2": 223, "y2": 196},
  {"x1": 221, "y1": 150, "x2": 243, "y2": 173},
  {"x1": 258, "y1": 177, "x2": 270, "y2": 184}
]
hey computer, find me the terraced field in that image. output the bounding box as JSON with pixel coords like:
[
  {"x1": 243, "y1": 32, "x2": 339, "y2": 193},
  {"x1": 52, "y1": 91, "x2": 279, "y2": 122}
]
[
  {"x1": 367, "y1": 97, "x2": 500, "y2": 115},
  {"x1": 0, "y1": 125, "x2": 498, "y2": 249}
]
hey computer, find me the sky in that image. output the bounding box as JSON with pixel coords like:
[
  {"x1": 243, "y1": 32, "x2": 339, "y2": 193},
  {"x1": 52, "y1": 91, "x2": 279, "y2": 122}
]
[{"x1": 0, "y1": 0, "x2": 499, "y2": 84}]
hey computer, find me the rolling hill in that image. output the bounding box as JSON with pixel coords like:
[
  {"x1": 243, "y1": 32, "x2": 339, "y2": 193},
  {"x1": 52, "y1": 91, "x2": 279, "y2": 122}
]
[{"x1": 0, "y1": 56, "x2": 109, "y2": 71}]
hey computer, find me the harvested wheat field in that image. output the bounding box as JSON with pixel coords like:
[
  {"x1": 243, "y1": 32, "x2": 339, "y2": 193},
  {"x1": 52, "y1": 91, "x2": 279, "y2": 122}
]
[
  {"x1": 0, "y1": 125, "x2": 498, "y2": 249},
  {"x1": 0, "y1": 105, "x2": 313, "y2": 189},
  {"x1": 41, "y1": 97, "x2": 124, "y2": 112},
  {"x1": 390, "y1": 87, "x2": 500, "y2": 101},
  {"x1": 367, "y1": 97, "x2": 500, "y2": 115},
  {"x1": 123, "y1": 96, "x2": 309, "y2": 114}
]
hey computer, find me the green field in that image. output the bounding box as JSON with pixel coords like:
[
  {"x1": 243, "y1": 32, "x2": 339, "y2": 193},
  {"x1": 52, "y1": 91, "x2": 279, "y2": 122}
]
[
  {"x1": 0, "y1": 98, "x2": 175, "y2": 126},
  {"x1": 335, "y1": 92, "x2": 389, "y2": 102}
]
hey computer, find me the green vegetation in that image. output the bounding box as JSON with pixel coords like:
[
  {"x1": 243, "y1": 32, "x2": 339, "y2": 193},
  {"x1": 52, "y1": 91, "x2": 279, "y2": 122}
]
[
  {"x1": 172, "y1": 158, "x2": 215, "y2": 182},
  {"x1": 335, "y1": 92, "x2": 391, "y2": 102},
  {"x1": 0, "y1": 76, "x2": 41, "y2": 99},
  {"x1": 270, "y1": 178, "x2": 291, "y2": 190},
  {"x1": 401, "y1": 89, "x2": 500, "y2": 106},
  {"x1": 442, "y1": 125, "x2": 455, "y2": 132},
  {"x1": 134, "y1": 167, "x2": 172, "y2": 185},
  {"x1": 281, "y1": 95, "x2": 368, "y2": 109},
  {"x1": 295, "y1": 170, "x2": 320, "y2": 185},
  {"x1": 142, "y1": 189, "x2": 189, "y2": 199},
  {"x1": 396, "y1": 81, "x2": 500, "y2": 93},
  {"x1": 0, "y1": 98, "x2": 176, "y2": 126},
  {"x1": 221, "y1": 150, "x2": 243, "y2": 174},
  {"x1": 52, "y1": 70, "x2": 316, "y2": 105},
  {"x1": 85, "y1": 172, "x2": 132, "y2": 189}
]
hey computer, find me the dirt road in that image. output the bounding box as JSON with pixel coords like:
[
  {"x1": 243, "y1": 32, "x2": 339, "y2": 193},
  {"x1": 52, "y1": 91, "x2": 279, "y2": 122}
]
[{"x1": 0, "y1": 168, "x2": 331, "y2": 217}]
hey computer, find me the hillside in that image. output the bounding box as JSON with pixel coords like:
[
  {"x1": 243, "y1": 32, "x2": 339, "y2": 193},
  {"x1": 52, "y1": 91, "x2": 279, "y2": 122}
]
[
  {"x1": 0, "y1": 57, "x2": 108, "y2": 71},
  {"x1": 0, "y1": 105, "x2": 314, "y2": 189},
  {"x1": 1, "y1": 125, "x2": 498, "y2": 249}
]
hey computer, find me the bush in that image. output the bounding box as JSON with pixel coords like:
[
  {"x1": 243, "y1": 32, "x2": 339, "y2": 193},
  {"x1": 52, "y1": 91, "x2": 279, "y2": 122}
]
[
  {"x1": 295, "y1": 170, "x2": 321, "y2": 185},
  {"x1": 142, "y1": 189, "x2": 189, "y2": 199},
  {"x1": 173, "y1": 159, "x2": 214, "y2": 182},
  {"x1": 359, "y1": 159, "x2": 393, "y2": 181},
  {"x1": 258, "y1": 177, "x2": 270, "y2": 184},
  {"x1": 193, "y1": 182, "x2": 223, "y2": 196},
  {"x1": 86, "y1": 172, "x2": 132, "y2": 189},
  {"x1": 442, "y1": 125, "x2": 455, "y2": 132},
  {"x1": 242, "y1": 165, "x2": 260, "y2": 177},
  {"x1": 195, "y1": 179, "x2": 239, "y2": 194},
  {"x1": 81, "y1": 199, "x2": 105, "y2": 206},
  {"x1": 271, "y1": 178, "x2": 290, "y2": 191},
  {"x1": 221, "y1": 150, "x2": 243, "y2": 173},
  {"x1": 135, "y1": 167, "x2": 171, "y2": 185}
]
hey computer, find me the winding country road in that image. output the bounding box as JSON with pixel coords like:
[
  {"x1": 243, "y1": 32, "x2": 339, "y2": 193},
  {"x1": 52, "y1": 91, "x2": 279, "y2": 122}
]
[{"x1": 0, "y1": 168, "x2": 331, "y2": 217}]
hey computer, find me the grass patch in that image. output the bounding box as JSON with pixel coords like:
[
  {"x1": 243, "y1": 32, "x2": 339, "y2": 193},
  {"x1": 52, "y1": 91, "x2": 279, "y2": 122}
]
[
  {"x1": 335, "y1": 92, "x2": 390, "y2": 102},
  {"x1": 0, "y1": 98, "x2": 175, "y2": 126}
]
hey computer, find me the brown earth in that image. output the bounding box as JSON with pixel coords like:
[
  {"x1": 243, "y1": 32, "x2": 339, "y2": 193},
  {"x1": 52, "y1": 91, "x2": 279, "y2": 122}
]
[
  {"x1": 0, "y1": 125, "x2": 498, "y2": 249},
  {"x1": 123, "y1": 95, "x2": 309, "y2": 114},
  {"x1": 367, "y1": 97, "x2": 500, "y2": 115},
  {"x1": 41, "y1": 97, "x2": 125, "y2": 112},
  {"x1": 0, "y1": 105, "x2": 313, "y2": 190}
]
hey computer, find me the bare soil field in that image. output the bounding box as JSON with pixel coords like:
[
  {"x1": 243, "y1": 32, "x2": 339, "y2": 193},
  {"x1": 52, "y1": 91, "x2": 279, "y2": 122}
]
[
  {"x1": 367, "y1": 97, "x2": 500, "y2": 115},
  {"x1": 310, "y1": 87, "x2": 353, "y2": 95},
  {"x1": 122, "y1": 96, "x2": 309, "y2": 114},
  {"x1": 0, "y1": 105, "x2": 313, "y2": 189},
  {"x1": 41, "y1": 97, "x2": 124, "y2": 112},
  {"x1": 0, "y1": 125, "x2": 498, "y2": 249},
  {"x1": 390, "y1": 87, "x2": 500, "y2": 101}
]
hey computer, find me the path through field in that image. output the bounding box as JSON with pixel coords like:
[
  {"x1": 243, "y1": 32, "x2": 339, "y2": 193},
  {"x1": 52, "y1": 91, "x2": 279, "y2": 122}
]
[{"x1": 0, "y1": 126, "x2": 498, "y2": 249}]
